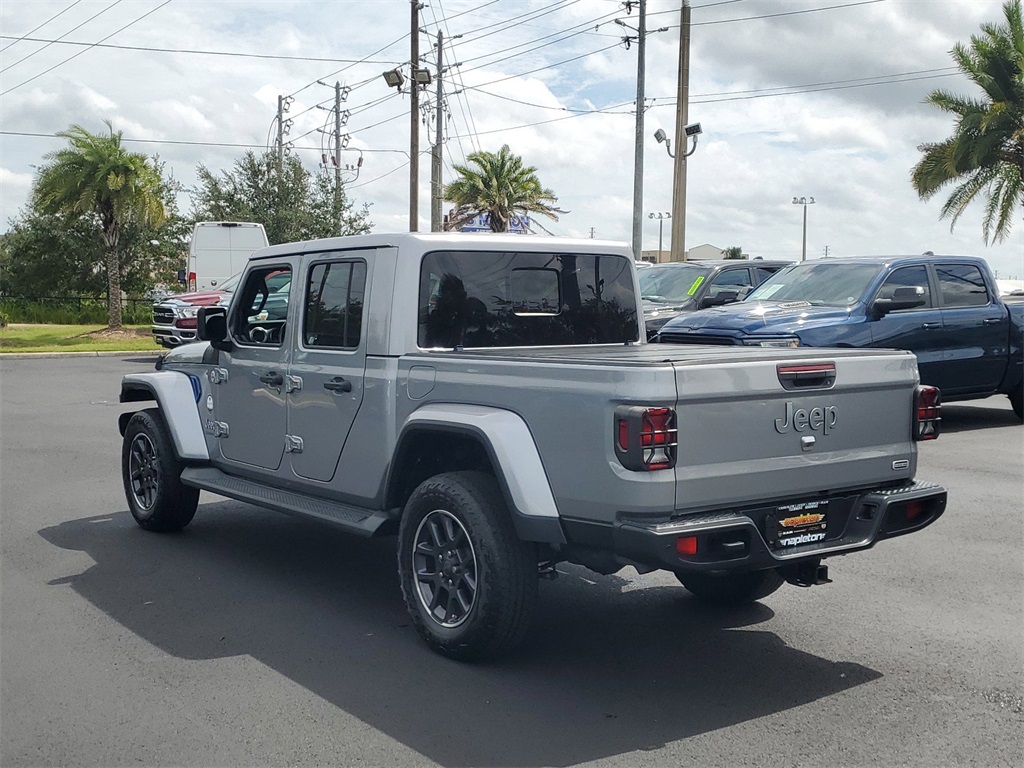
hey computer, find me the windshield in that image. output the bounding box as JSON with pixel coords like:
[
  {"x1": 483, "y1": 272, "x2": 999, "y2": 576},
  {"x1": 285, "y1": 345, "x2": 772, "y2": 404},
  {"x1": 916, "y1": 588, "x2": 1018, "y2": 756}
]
[
  {"x1": 638, "y1": 264, "x2": 711, "y2": 303},
  {"x1": 747, "y1": 263, "x2": 881, "y2": 306},
  {"x1": 218, "y1": 273, "x2": 241, "y2": 293}
]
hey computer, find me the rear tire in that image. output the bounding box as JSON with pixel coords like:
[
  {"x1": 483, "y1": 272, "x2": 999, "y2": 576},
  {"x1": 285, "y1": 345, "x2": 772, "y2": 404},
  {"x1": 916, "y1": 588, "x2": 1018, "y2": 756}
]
[
  {"x1": 677, "y1": 569, "x2": 785, "y2": 606},
  {"x1": 1010, "y1": 383, "x2": 1023, "y2": 421},
  {"x1": 121, "y1": 409, "x2": 199, "y2": 532},
  {"x1": 398, "y1": 471, "x2": 538, "y2": 661}
]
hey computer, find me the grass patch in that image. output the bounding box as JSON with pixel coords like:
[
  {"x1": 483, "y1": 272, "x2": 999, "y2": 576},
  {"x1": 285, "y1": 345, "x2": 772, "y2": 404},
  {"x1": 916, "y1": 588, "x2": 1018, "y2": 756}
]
[{"x1": 0, "y1": 324, "x2": 162, "y2": 353}]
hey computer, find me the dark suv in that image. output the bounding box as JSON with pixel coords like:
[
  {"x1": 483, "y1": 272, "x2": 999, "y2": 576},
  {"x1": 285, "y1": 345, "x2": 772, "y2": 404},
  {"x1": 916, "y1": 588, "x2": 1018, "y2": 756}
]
[{"x1": 640, "y1": 259, "x2": 791, "y2": 339}]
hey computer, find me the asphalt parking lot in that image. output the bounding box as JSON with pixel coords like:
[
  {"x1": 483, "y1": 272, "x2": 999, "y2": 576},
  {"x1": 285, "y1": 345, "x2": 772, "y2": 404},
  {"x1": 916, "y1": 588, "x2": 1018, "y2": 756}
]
[{"x1": 1, "y1": 355, "x2": 1021, "y2": 768}]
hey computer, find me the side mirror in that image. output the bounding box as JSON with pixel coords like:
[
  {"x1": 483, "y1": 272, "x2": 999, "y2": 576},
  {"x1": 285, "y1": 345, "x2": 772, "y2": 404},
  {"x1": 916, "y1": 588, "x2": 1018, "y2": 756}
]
[
  {"x1": 700, "y1": 289, "x2": 740, "y2": 309},
  {"x1": 872, "y1": 285, "x2": 926, "y2": 318},
  {"x1": 197, "y1": 306, "x2": 231, "y2": 350}
]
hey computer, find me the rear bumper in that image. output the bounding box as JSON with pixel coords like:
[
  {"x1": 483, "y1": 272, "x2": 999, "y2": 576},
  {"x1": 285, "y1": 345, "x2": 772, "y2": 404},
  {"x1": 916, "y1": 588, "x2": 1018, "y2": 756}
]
[{"x1": 611, "y1": 480, "x2": 947, "y2": 574}]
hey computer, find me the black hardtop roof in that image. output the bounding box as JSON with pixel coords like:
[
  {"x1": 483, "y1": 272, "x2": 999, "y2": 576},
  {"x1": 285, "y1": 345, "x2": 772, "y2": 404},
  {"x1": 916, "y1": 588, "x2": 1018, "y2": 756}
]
[
  {"x1": 645, "y1": 259, "x2": 792, "y2": 269},
  {"x1": 789, "y1": 254, "x2": 992, "y2": 269}
]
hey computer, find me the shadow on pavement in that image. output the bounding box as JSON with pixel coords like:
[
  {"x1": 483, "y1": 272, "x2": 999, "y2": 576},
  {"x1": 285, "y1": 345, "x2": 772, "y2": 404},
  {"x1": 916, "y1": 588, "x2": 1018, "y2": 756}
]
[
  {"x1": 41, "y1": 504, "x2": 881, "y2": 767},
  {"x1": 935, "y1": 400, "x2": 1021, "y2": 433}
]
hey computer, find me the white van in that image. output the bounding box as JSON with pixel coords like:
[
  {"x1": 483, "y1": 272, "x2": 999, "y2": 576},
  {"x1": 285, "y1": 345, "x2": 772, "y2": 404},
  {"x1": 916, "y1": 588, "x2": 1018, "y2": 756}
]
[{"x1": 187, "y1": 222, "x2": 269, "y2": 292}]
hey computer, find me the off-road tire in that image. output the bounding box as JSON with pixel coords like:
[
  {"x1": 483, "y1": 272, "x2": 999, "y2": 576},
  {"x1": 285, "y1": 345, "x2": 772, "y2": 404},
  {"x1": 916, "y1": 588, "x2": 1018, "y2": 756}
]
[
  {"x1": 398, "y1": 471, "x2": 538, "y2": 661},
  {"x1": 677, "y1": 568, "x2": 785, "y2": 606},
  {"x1": 1010, "y1": 383, "x2": 1023, "y2": 421},
  {"x1": 121, "y1": 408, "x2": 199, "y2": 532}
]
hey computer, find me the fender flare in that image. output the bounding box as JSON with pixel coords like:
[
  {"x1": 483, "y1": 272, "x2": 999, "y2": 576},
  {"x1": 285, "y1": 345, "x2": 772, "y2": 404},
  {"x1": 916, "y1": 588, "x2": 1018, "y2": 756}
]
[
  {"x1": 393, "y1": 403, "x2": 565, "y2": 544},
  {"x1": 119, "y1": 371, "x2": 209, "y2": 461}
]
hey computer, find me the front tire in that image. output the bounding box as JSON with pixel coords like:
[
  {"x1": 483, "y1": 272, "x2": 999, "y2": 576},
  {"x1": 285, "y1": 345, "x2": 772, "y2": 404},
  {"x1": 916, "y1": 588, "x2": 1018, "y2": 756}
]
[
  {"x1": 677, "y1": 569, "x2": 785, "y2": 606},
  {"x1": 121, "y1": 409, "x2": 199, "y2": 532},
  {"x1": 398, "y1": 471, "x2": 538, "y2": 661},
  {"x1": 1010, "y1": 383, "x2": 1023, "y2": 420}
]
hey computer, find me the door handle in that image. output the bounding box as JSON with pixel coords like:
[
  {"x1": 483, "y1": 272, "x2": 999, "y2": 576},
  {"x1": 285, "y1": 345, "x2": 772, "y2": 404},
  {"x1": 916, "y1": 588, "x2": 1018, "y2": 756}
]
[
  {"x1": 921, "y1": 322, "x2": 941, "y2": 330},
  {"x1": 323, "y1": 377, "x2": 353, "y2": 393},
  {"x1": 982, "y1": 317, "x2": 1003, "y2": 325},
  {"x1": 258, "y1": 371, "x2": 284, "y2": 386}
]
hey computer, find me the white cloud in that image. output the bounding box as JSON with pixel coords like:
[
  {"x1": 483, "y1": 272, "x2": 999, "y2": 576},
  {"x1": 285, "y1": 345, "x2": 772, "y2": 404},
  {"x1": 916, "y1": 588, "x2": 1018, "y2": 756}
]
[{"x1": 0, "y1": 0, "x2": 1020, "y2": 278}]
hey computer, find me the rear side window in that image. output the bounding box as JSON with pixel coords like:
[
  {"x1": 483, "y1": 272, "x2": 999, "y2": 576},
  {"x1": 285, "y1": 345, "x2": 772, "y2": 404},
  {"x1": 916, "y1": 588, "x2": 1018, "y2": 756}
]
[
  {"x1": 303, "y1": 261, "x2": 367, "y2": 348},
  {"x1": 936, "y1": 264, "x2": 990, "y2": 307},
  {"x1": 419, "y1": 250, "x2": 639, "y2": 348}
]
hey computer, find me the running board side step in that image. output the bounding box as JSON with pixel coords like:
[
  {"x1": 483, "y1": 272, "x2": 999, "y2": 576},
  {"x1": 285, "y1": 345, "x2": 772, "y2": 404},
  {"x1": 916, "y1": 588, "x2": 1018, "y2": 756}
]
[{"x1": 180, "y1": 466, "x2": 391, "y2": 537}]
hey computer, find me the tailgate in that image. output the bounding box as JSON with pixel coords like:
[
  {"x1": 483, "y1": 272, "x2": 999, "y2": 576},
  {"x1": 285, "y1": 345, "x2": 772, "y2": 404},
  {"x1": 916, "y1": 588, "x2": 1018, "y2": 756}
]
[{"x1": 672, "y1": 351, "x2": 918, "y2": 512}]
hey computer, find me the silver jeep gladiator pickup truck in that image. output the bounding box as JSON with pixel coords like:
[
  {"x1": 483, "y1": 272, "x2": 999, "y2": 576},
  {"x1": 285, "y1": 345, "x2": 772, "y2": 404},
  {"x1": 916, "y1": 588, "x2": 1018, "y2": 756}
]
[{"x1": 119, "y1": 233, "x2": 947, "y2": 660}]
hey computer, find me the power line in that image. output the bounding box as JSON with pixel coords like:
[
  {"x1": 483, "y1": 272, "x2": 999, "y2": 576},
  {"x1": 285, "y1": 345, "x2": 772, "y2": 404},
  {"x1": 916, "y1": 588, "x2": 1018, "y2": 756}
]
[
  {"x1": 421, "y1": 0, "x2": 503, "y2": 29},
  {"x1": 679, "y1": 0, "x2": 885, "y2": 28},
  {"x1": 431, "y1": 0, "x2": 480, "y2": 158},
  {"x1": 348, "y1": 159, "x2": 410, "y2": 190},
  {"x1": 455, "y1": 7, "x2": 621, "y2": 69},
  {"x1": 0, "y1": 34, "x2": 401, "y2": 64},
  {"x1": 468, "y1": 41, "x2": 623, "y2": 88},
  {"x1": 1, "y1": 0, "x2": 172, "y2": 96},
  {"x1": 460, "y1": 83, "x2": 623, "y2": 114},
  {"x1": 650, "y1": 68, "x2": 961, "y2": 106},
  {"x1": 449, "y1": 0, "x2": 583, "y2": 47},
  {"x1": 0, "y1": 0, "x2": 123, "y2": 74},
  {"x1": 0, "y1": 0, "x2": 84, "y2": 54},
  {"x1": 289, "y1": 32, "x2": 408, "y2": 97}
]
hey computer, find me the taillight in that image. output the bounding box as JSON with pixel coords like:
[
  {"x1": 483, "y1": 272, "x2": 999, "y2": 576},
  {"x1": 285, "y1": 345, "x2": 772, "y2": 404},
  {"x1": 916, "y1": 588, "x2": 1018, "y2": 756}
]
[
  {"x1": 913, "y1": 385, "x2": 941, "y2": 440},
  {"x1": 188, "y1": 271, "x2": 197, "y2": 292},
  {"x1": 615, "y1": 406, "x2": 678, "y2": 471}
]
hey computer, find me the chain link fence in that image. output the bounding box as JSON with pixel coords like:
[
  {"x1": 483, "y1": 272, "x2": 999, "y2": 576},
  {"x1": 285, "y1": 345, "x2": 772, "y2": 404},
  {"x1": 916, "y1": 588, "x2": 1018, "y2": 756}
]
[{"x1": 0, "y1": 296, "x2": 154, "y2": 325}]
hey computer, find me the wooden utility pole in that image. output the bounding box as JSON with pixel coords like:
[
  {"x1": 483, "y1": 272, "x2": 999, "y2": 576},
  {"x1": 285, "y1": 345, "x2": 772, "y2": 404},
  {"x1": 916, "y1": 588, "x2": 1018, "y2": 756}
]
[
  {"x1": 431, "y1": 30, "x2": 445, "y2": 231},
  {"x1": 629, "y1": 0, "x2": 647, "y2": 260},
  {"x1": 669, "y1": 1, "x2": 690, "y2": 261},
  {"x1": 409, "y1": 0, "x2": 421, "y2": 231}
]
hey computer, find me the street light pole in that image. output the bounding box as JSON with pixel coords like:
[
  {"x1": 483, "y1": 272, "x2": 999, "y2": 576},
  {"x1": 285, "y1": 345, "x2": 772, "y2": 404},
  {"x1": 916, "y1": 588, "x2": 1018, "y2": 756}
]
[
  {"x1": 792, "y1": 196, "x2": 815, "y2": 261},
  {"x1": 649, "y1": 212, "x2": 671, "y2": 262}
]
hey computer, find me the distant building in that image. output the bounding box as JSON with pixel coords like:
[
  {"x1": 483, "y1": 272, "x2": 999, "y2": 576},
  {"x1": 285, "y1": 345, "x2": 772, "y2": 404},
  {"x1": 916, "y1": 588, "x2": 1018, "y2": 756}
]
[{"x1": 639, "y1": 244, "x2": 748, "y2": 263}]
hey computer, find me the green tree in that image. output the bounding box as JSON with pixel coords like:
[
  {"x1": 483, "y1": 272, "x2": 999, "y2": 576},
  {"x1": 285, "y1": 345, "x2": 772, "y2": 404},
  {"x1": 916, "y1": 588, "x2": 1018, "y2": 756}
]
[
  {"x1": 190, "y1": 151, "x2": 371, "y2": 245},
  {"x1": 2, "y1": 166, "x2": 188, "y2": 301},
  {"x1": 32, "y1": 121, "x2": 167, "y2": 328},
  {"x1": 911, "y1": 0, "x2": 1024, "y2": 243},
  {"x1": 722, "y1": 246, "x2": 745, "y2": 259},
  {"x1": 443, "y1": 145, "x2": 566, "y2": 232}
]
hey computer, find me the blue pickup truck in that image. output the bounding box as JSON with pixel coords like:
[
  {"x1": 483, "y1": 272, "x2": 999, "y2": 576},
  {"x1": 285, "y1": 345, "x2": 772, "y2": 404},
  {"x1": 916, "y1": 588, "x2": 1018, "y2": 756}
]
[{"x1": 656, "y1": 255, "x2": 1024, "y2": 419}]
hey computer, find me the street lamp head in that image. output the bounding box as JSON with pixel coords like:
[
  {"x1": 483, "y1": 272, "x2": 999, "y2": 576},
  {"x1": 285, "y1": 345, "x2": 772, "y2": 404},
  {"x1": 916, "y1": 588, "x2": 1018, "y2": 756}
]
[
  {"x1": 683, "y1": 122, "x2": 702, "y2": 137},
  {"x1": 792, "y1": 197, "x2": 800, "y2": 204},
  {"x1": 654, "y1": 128, "x2": 667, "y2": 144},
  {"x1": 382, "y1": 68, "x2": 405, "y2": 89}
]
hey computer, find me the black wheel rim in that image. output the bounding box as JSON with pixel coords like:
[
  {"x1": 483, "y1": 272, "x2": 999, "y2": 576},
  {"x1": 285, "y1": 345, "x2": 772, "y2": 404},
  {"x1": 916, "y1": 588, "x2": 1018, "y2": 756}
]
[
  {"x1": 412, "y1": 509, "x2": 478, "y2": 628},
  {"x1": 129, "y1": 433, "x2": 160, "y2": 512}
]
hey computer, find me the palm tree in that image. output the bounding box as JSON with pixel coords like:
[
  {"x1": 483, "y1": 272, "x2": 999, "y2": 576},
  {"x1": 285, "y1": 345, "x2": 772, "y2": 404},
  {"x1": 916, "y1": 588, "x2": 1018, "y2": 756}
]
[
  {"x1": 911, "y1": 0, "x2": 1024, "y2": 244},
  {"x1": 444, "y1": 145, "x2": 566, "y2": 233},
  {"x1": 33, "y1": 121, "x2": 166, "y2": 328}
]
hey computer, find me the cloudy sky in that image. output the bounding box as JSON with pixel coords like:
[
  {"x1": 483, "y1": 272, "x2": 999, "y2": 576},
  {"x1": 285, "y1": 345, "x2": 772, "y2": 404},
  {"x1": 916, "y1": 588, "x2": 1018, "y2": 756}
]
[{"x1": 1, "y1": 0, "x2": 1022, "y2": 278}]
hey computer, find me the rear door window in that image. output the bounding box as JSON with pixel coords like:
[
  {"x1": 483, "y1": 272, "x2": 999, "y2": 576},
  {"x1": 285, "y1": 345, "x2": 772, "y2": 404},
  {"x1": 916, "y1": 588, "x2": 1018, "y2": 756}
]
[
  {"x1": 303, "y1": 260, "x2": 367, "y2": 349},
  {"x1": 936, "y1": 264, "x2": 990, "y2": 307},
  {"x1": 419, "y1": 250, "x2": 639, "y2": 348}
]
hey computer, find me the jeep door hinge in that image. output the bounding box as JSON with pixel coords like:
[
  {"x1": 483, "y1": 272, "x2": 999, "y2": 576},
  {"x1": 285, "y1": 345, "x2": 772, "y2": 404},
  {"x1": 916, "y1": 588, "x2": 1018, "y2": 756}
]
[
  {"x1": 208, "y1": 367, "x2": 229, "y2": 384},
  {"x1": 285, "y1": 375, "x2": 303, "y2": 393},
  {"x1": 284, "y1": 435, "x2": 304, "y2": 453},
  {"x1": 205, "y1": 420, "x2": 230, "y2": 438}
]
